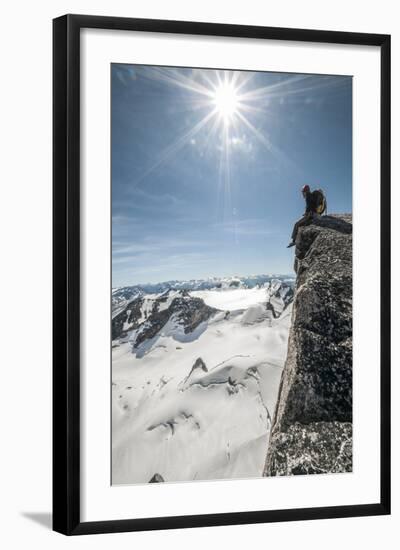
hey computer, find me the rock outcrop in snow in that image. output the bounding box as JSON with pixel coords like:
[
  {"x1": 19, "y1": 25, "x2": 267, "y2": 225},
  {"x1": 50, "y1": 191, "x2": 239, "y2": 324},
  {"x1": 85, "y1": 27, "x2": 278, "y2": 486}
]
[
  {"x1": 264, "y1": 214, "x2": 352, "y2": 476},
  {"x1": 149, "y1": 473, "x2": 164, "y2": 483},
  {"x1": 112, "y1": 290, "x2": 218, "y2": 346}
]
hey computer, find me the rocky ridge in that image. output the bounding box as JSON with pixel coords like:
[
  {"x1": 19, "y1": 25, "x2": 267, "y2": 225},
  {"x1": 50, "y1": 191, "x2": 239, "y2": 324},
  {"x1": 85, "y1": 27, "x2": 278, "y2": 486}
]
[
  {"x1": 264, "y1": 214, "x2": 353, "y2": 476},
  {"x1": 112, "y1": 289, "x2": 218, "y2": 349}
]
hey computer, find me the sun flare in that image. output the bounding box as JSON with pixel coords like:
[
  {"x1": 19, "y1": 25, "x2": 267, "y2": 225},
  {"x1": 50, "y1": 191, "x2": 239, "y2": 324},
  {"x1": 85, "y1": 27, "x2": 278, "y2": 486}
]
[
  {"x1": 132, "y1": 67, "x2": 307, "y2": 189},
  {"x1": 213, "y1": 82, "x2": 240, "y2": 122}
]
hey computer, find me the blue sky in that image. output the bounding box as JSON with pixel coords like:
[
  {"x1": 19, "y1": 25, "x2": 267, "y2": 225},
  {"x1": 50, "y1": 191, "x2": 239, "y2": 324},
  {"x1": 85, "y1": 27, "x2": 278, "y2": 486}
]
[{"x1": 112, "y1": 65, "x2": 352, "y2": 286}]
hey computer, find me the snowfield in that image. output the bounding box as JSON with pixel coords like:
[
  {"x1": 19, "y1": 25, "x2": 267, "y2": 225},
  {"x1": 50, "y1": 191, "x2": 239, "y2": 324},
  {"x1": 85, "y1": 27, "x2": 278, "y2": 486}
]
[
  {"x1": 191, "y1": 287, "x2": 269, "y2": 310},
  {"x1": 112, "y1": 283, "x2": 293, "y2": 485}
]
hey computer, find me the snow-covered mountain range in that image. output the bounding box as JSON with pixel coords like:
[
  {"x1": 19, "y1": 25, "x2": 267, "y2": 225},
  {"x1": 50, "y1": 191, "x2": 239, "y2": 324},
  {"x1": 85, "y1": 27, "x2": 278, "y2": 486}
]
[
  {"x1": 112, "y1": 275, "x2": 294, "y2": 485},
  {"x1": 112, "y1": 274, "x2": 294, "y2": 315}
]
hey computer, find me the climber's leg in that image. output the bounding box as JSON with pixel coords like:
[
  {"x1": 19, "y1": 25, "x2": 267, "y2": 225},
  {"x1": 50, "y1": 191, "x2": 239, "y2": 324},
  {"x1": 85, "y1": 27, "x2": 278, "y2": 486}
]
[{"x1": 287, "y1": 214, "x2": 313, "y2": 248}]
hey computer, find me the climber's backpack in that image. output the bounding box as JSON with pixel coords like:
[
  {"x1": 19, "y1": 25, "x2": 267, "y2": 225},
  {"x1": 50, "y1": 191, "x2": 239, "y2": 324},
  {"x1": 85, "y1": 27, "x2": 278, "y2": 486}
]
[{"x1": 312, "y1": 189, "x2": 327, "y2": 215}]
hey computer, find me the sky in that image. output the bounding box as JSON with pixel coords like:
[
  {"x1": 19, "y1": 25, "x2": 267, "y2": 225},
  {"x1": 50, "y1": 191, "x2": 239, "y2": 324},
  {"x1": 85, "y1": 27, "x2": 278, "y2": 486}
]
[{"x1": 112, "y1": 64, "x2": 352, "y2": 287}]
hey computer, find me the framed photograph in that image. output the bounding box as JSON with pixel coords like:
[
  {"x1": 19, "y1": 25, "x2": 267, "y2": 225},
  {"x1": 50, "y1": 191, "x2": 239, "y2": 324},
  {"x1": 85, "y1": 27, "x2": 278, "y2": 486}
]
[{"x1": 53, "y1": 14, "x2": 390, "y2": 535}]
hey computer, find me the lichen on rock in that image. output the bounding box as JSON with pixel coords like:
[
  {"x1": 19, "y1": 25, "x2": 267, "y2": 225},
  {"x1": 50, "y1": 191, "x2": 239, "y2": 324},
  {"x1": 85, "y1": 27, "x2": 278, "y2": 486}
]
[
  {"x1": 264, "y1": 214, "x2": 352, "y2": 476},
  {"x1": 266, "y1": 421, "x2": 352, "y2": 476}
]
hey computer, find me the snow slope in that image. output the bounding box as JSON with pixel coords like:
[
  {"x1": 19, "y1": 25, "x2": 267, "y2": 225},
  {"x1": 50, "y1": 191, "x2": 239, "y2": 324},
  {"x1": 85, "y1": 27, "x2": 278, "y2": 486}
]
[{"x1": 112, "y1": 284, "x2": 292, "y2": 485}]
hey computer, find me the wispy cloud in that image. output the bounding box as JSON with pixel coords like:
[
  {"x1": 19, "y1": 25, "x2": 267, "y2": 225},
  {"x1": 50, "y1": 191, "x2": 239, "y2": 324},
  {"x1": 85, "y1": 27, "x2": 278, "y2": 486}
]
[
  {"x1": 213, "y1": 218, "x2": 275, "y2": 236},
  {"x1": 126, "y1": 186, "x2": 184, "y2": 206},
  {"x1": 112, "y1": 236, "x2": 210, "y2": 260},
  {"x1": 113, "y1": 251, "x2": 215, "y2": 279}
]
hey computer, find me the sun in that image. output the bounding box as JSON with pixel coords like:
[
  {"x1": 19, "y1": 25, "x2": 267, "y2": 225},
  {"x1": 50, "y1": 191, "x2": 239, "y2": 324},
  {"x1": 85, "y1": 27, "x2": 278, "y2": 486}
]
[{"x1": 213, "y1": 82, "x2": 239, "y2": 122}]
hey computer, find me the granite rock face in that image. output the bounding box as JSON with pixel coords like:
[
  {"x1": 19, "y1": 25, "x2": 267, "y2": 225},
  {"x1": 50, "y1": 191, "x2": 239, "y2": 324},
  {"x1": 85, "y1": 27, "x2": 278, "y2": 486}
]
[
  {"x1": 264, "y1": 214, "x2": 352, "y2": 476},
  {"x1": 266, "y1": 421, "x2": 352, "y2": 476}
]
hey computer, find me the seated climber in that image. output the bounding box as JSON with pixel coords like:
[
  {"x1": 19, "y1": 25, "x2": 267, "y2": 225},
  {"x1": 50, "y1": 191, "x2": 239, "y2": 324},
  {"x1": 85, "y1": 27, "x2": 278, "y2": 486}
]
[{"x1": 287, "y1": 185, "x2": 327, "y2": 248}]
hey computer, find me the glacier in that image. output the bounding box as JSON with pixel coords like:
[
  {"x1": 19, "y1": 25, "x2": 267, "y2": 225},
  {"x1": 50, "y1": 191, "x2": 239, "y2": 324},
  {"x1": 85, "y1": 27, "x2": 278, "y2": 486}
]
[{"x1": 112, "y1": 276, "x2": 294, "y2": 485}]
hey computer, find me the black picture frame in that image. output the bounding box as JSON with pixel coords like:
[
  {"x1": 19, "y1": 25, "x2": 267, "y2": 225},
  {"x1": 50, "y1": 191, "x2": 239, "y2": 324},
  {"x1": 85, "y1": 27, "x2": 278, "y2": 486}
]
[{"x1": 53, "y1": 14, "x2": 391, "y2": 535}]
